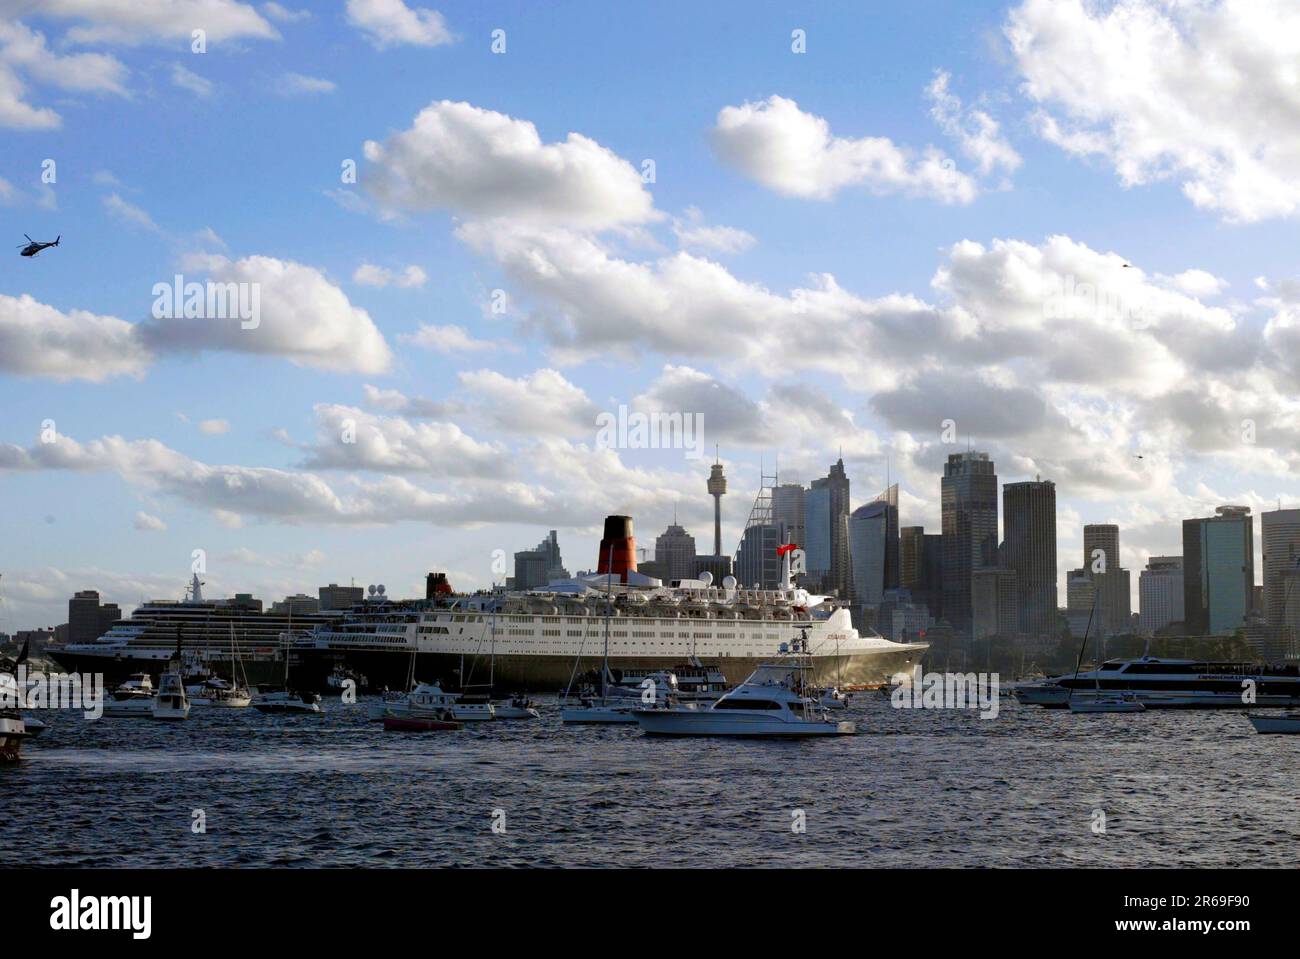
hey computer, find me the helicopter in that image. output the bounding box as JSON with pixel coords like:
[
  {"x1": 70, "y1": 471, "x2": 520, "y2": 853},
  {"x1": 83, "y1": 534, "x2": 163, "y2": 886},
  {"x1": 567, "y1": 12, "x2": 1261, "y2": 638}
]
[{"x1": 18, "y1": 234, "x2": 59, "y2": 257}]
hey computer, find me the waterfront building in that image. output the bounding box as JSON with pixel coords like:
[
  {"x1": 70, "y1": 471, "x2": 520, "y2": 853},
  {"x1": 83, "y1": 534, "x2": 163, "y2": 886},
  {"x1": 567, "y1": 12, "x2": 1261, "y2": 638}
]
[
  {"x1": 514, "y1": 530, "x2": 569, "y2": 591},
  {"x1": 319, "y1": 583, "x2": 364, "y2": 611},
  {"x1": 1260, "y1": 508, "x2": 1300, "y2": 652},
  {"x1": 848, "y1": 484, "x2": 899, "y2": 609},
  {"x1": 1183, "y1": 506, "x2": 1254, "y2": 636},
  {"x1": 972, "y1": 566, "x2": 1018, "y2": 640},
  {"x1": 941, "y1": 451, "x2": 998, "y2": 638},
  {"x1": 771, "y1": 483, "x2": 806, "y2": 552},
  {"x1": 67, "y1": 590, "x2": 122, "y2": 644},
  {"x1": 1002, "y1": 480, "x2": 1058, "y2": 636},
  {"x1": 809, "y1": 458, "x2": 852, "y2": 599},
  {"x1": 1138, "y1": 557, "x2": 1184, "y2": 636},
  {"x1": 654, "y1": 523, "x2": 697, "y2": 582}
]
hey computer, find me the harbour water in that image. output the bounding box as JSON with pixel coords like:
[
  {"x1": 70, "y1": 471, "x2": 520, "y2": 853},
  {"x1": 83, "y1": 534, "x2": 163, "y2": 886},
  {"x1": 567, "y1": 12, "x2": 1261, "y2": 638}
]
[{"x1": 3, "y1": 696, "x2": 1295, "y2": 868}]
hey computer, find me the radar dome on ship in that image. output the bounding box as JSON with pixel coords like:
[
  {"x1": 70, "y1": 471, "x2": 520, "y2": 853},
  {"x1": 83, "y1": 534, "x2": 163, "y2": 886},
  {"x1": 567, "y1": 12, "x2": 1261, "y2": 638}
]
[
  {"x1": 723, "y1": 575, "x2": 737, "y2": 590},
  {"x1": 698, "y1": 571, "x2": 713, "y2": 587}
]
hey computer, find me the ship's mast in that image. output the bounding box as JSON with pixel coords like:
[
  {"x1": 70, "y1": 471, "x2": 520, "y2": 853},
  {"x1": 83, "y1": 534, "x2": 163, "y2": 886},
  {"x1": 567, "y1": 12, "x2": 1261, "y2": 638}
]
[{"x1": 602, "y1": 544, "x2": 613, "y2": 706}]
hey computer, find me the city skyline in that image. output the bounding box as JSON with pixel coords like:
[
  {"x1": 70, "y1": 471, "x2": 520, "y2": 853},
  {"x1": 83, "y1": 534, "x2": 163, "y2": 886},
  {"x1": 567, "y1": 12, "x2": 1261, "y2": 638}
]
[{"x1": 6, "y1": 0, "x2": 1300, "y2": 637}]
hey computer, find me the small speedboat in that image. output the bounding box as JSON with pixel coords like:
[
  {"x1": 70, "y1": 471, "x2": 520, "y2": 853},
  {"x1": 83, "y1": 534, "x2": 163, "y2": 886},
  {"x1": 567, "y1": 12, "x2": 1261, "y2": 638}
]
[
  {"x1": 560, "y1": 700, "x2": 641, "y2": 724},
  {"x1": 1248, "y1": 712, "x2": 1300, "y2": 734},
  {"x1": 816, "y1": 686, "x2": 851, "y2": 710},
  {"x1": 368, "y1": 683, "x2": 494, "y2": 722},
  {"x1": 253, "y1": 689, "x2": 322, "y2": 714},
  {"x1": 383, "y1": 714, "x2": 463, "y2": 732},
  {"x1": 492, "y1": 694, "x2": 541, "y2": 720},
  {"x1": 1014, "y1": 682, "x2": 1072, "y2": 708},
  {"x1": 188, "y1": 677, "x2": 252, "y2": 708},
  {"x1": 1069, "y1": 691, "x2": 1145, "y2": 713}
]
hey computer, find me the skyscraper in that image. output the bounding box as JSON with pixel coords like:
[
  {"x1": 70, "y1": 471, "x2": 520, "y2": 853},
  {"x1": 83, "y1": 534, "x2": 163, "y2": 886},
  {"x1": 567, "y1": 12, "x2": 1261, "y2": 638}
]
[
  {"x1": 972, "y1": 567, "x2": 1018, "y2": 640},
  {"x1": 900, "y1": 526, "x2": 924, "y2": 590},
  {"x1": 771, "y1": 483, "x2": 806, "y2": 551},
  {"x1": 67, "y1": 590, "x2": 121, "y2": 645},
  {"x1": 1260, "y1": 508, "x2": 1300, "y2": 643},
  {"x1": 941, "y1": 451, "x2": 998, "y2": 637},
  {"x1": 1081, "y1": 524, "x2": 1131, "y2": 636},
  {"x1": 805, "y1": 483, "x2": 831, "y2": 591},
  {"x1": 514, "y1": 530, "x2": 568, "y2": 590},
  {"x1": 1002, "y1": 480, "x2": 1058, "y2": 636},
  {"x1": 1139, "y1": 556, "x2": 1184, "y2": 635},
  {"x1": 850, "y1": 501, "x2": 888, "y2": 608},
  {"x1": 848, "y1": 484, "x2": 899, "y2": 609},
  {"x1": 810, "y1": 457, "x2": 851, "y2": 599},
  {"x1": 1183, "y1": 506, "x2": 1254, "y2": 636},
  {"x1": 1083, "y1": 524, "x2": 1120, "y2": 573},
  {"x1": 654, "y1": 523, "x2": 697, "y2": 582}
]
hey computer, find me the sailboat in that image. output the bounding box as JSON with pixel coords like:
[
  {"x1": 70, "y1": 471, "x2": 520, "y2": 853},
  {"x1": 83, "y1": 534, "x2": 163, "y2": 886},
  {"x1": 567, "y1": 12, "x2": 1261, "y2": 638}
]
[
  {"x1": 191, "y1": 625, "x2": 252, "y2": 707},
  {"x1": 253, "y1": 606, "x2": 322, "y2": 714},
  {"x1": 561, "y1": 546, "x2": 641, "y2": 724},
  {"x1": 369, "y1": 643, "x2": 494, "y2": 721},
  {"x1": 1069, "y1": 598, "x2": 1145, "y2": 714},
  {"x1": 467, "y1": 591, "x2": 539, "y2": 720}
]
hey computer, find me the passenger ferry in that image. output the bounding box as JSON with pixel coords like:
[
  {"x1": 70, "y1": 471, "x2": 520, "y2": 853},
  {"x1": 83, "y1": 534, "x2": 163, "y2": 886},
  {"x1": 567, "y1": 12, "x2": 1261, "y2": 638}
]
[{"x1": 1043, "y1": 657, "x2": 1300, "y2": 708}]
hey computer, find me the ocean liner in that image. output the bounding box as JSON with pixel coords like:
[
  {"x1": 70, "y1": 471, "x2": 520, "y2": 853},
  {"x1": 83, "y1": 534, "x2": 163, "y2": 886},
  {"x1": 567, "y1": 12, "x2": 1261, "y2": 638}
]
[
  {"x1": 47, "y1": 575, "x2": 340, "y2": 687},
  {"x1": 294, "y1": 516, "x2": 928, "y2": 692}
]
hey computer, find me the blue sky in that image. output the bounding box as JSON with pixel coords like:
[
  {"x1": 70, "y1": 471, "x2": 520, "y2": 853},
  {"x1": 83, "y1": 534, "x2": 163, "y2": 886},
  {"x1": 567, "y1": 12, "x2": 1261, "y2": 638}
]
[{"x1": 3, "y1": 0, "x2": 1300, "y2": 629}]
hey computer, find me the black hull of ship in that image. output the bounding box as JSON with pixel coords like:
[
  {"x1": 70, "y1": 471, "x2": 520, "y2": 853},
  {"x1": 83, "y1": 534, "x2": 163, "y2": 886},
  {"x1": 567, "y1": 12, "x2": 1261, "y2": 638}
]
[
  {"x1": 46, "y1": 650, "x2": 289, "y2": 689},
  {"x1": 291, "y1": 647, "x2": 921, "y2": 694}
]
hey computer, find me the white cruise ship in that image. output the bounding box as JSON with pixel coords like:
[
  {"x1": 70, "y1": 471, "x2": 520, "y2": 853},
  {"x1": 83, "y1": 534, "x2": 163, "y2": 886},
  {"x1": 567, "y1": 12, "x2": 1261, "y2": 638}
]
[{"x1": 298, "y1": 524, "x2": 926, "y2": 693}]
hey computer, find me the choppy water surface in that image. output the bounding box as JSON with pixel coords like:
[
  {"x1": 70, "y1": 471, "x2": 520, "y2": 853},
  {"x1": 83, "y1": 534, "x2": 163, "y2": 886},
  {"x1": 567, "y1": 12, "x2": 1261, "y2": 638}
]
[{"x1": 3, "y1": 696, "x2": 1296, "y2": 867}]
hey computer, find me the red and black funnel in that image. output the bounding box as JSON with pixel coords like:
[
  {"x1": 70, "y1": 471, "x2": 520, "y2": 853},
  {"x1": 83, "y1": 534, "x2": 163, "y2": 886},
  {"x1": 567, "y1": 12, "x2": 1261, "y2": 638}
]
[{"x1": 596, "y1": 515, "x2": 638, "y2": 583}]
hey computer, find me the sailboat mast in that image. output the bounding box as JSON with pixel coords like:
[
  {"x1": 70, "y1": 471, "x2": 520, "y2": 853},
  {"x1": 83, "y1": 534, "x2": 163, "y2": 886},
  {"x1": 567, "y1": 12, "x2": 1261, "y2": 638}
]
[
  {"x1": 285, "y1": 604, "x2": 292, "y2": 688},
  {"x1": 603, "y1": 544, "x2": 614, "y2": 705}
]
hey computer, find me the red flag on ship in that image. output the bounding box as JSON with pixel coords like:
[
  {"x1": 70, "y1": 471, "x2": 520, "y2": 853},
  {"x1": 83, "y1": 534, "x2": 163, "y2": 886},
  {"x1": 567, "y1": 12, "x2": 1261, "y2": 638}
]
[{"x1": 776, "y1": 543, "x2": 800, "y2": 556}]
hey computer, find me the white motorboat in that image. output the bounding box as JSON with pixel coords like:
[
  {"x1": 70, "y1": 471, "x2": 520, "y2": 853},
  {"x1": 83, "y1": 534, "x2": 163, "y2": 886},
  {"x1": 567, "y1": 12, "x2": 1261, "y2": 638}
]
[
  {"x1": 369, "y1": 683, "x2": 494, "y2": 722},
  {"x1": 492, "y1": 694, "x2": 540, "y2": 720},
  {"x1": 634, "y1": 635, "x2": 855, "y2": 737},
  {"x1": 1013, "y1": 682, "x2": 1072, "y2": 708},
  {"x1": 100, "y1": 673, "x2": 157, "y2": 717},
  {"x1": 0, "y1": 711, "x2": 27, "y2": 761},
  {"x1": 559, "y1": 698, "x2": 641, "y2": 724},
  {"x1": 189, "y1": 677, "x2": 252, "y2": 708},
  {"x1": 1069, "y1": 690, "x2": 1146, "y2": 714},
  {"x1": 151, "y1": 671, "x2": 190, "y2": 720},
  {"x1": 816, "y1": 686, "x2": 851, "y2": 710},
  {"x1": 102, "y1": 668, "x2": 191, "y2": 720},
  {"x1": 0, "y1": 671, "x2": 28, "y2": 761},
  {"x1": 253, "y1": 689, "x2": 322, "y2": 714},
  {"x1": 1248, "y1": 712, "x2": 1300, "y2": 734}
]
